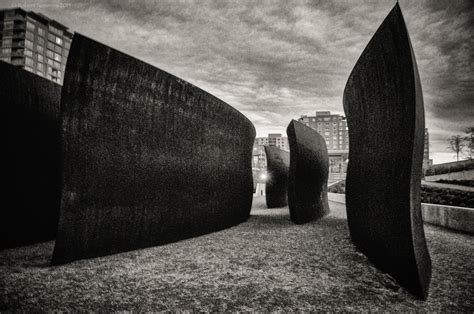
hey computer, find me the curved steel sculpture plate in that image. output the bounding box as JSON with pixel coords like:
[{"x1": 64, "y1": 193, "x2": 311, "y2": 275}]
[
  {"x1": 287, "y1": 120, "x2": 329, "y2": 224},
  {"x1": 1, "y1": 61, "x2": 62, "y2": 249},
  {"x1": 264, "y1": 146, "x2": 290, "y2": 208},
  {"x1": 343, "y1": 4, "x2": 431, "y2": 300},
  {"x1": 52, "y1": 34, "x2": 255, "y2": 265}
]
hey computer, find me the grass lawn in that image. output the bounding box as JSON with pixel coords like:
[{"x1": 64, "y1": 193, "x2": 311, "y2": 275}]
[{"x1": 1, "y1": 197, "x2": 473, "y2": 311}]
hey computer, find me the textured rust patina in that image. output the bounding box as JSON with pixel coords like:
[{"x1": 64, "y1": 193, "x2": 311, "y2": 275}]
[
  {"x1": 52, "y1": 34, "x2": 255, "y2": 265},
  {"x1": 343, "y1": 4, "x2": 431, "y2": 300},
  {"x1": 2, "y1": 61, "x2": 61, "y2": 249},
  {"x1": 264, "y1": 146, "x2": 290, "y2": 208},
  {"x1": 287, "y1": 120, "x2": 329, "y2": 224}
]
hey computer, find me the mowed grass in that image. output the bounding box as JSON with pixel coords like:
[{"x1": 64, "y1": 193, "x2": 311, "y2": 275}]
[{"x1": 1, "y1": 197, "x2": 473, "y2": 311}]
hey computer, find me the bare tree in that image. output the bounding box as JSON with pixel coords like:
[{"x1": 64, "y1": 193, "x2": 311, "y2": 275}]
[
  {"x1": 448, "y1": 135, "x2": 465, "y2": 161},
  {"x1": 464, "y1": 127, "x2": 474, "y2": 160}
]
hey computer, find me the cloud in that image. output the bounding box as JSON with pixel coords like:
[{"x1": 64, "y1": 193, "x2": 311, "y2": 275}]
[{"x1": 2, "y1": 0, "x2": 472, "y2": 159}]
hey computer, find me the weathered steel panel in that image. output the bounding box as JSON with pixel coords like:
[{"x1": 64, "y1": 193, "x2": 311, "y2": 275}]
[
  {"x1": 264, "y1": 146, "x2": 289, "y2": 208},
  {"x1": 343, "y1": 4, "x2": 431, "y2": 300},
  {"x1": 1, "y1": 61, "x2": 62, "y2": 249},
  {"x1": 52, "y1": 34, "x2": 255, "y2": 265},
  {"x1": 287, "y1": 120, "x2": 329, "y2": 224}
]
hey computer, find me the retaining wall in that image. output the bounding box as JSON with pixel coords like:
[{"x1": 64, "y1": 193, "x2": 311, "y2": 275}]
[
  {"x1": 327, "y1": 193, "x2": 473, "y2": 234},
  {"x1": 424, "y1": 169, "x2": 474, "y2": 182}
]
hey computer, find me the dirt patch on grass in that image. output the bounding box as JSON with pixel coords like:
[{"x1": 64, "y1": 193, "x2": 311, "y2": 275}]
[{"x1": 1, "y1": 197, "x2": 472, "y2": 311}]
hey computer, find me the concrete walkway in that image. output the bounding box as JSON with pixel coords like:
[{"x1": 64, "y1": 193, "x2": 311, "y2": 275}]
[
  {"x1": 421, "y1": 181, "x2": 474, "y2": 192},
  {"x1": 328, "y1": 199, "x2": 347, "y2": 219}
]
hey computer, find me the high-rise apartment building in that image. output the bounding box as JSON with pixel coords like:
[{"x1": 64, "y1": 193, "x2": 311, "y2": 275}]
[
  {"x1": 0, "y1": 7, "x2": 73, "y2": 84},
  {"x1": 254, "y1": 133, "x2": 289, "y2": 152},
  {"x1": 298, "y1": 111, "x2": 349, "y2": 150}
]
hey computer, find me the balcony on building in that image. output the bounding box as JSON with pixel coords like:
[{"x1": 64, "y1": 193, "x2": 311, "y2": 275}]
[
  {"x1": 10, "y1": 49, "x2": 24, "y2": 58},
  {"x1": 11, "y1": 40, "x2": 25, "y2": 48}
]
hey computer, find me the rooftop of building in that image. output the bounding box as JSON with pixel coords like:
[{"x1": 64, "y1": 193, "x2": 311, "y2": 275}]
[
  {"x1": 299, "y1": 111, "x2": 346, "y2": 120},
  {"x1": 268, "y1": 133, "x2": 283, "y2": 138},
  {"x1": 0, "y1": 7, "x2": 73, "y2": 38}
]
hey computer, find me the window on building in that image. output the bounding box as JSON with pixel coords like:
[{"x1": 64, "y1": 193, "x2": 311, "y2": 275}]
[
  {"x1": 37, "y1": 45, "x2": 44, "y2": 54},
  {"x1": 37, "y1": 70, "x2": 43, "y2": 76},
  {"x1": 26, "y1": 21, "x2": 35, "y2": 31},
  {"x1": 3, "y1": 38, "x2": 12, "y2": 46},
  {"x1": 46, "y1": 49, "x2": 54, "y2": 58},
  {"x1": 25, "y1": 57, "x2": 34, "y2": 67},
  {"x1": 53, "y1": 60, "x2": 61, "y2": 68},
  {"x1": 5, "y1": 11, "x2": 15, "y2": 19},
  {"x1": 0, "y1": 57, "x2": 10, "y2": 62},
  {"x1": 11, "y1": 58, "x2": 23, "y2": 65},
  {"x1": 4, "y1": 21, "x2": 14, "y2": 30},
  {"x1": 55, "y1": 37, "x2": 63, "y2": 45},
  {"x1": 26, "y1": 31, "x2": 34, "y2": 40},
  {"x1": 37, "y1": 62, "x2": 44, "y2": 71},
  {"x1": 64, "y1": 41, "x2": 71, "y2": 49},
  {"x1": 2, "y1": 48, "x2": 11, "y2": 55},
  {"x1": 47, "y1": 41, "x2": 55, "y2": 50},
  {"x1": 37, "y1": 37, "x2": 45, "y2": 46},
  {"x1": 47, "y1": 58, "x2": 54, "y2": 66},
  {"x1": 3, "y1": 29, "x2": 13, "y2": 37},
  {"x1": 38, "y1": 28, "x2": 45, "y2": 37},
  {"x1": 25, "y1": 49, "x2": 33, "y2": 57},
  {"x1": 49, "y1": 25, "x2": 63, "y2": 35},
  {"x1": 25, "y1": 66, "x2": 34, "y2": 72},
  {"x1": 37, "y1": 54, "x2": 44, "y2": 62},
  {"x1": 25, "y1": 40, "x2": 33, "y2": 49},
  {"x1": 54, "y1": 44, "x2": 62, "y2": 53}
]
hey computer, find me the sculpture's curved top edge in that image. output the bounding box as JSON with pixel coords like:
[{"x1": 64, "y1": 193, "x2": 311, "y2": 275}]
[
  {"x1": 68, "y1": 32, "x2": 256, "y2": 135},
  {"x1": 343, "y1": 3, "x2": 411, "y2": 96},
  {"x1": 287, "y1": 119, "x2": 327, "y2": 148},
  {"x1": 287, "y1": 119, "x2": 300, "y2": 132},
  {"x1": 264, "y1": 145, "x2": 289, "y2": 155}
]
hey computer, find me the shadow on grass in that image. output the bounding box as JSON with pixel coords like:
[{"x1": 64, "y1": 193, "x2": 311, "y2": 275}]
[
  {"x1": 249, "y1": 206, "x2": 349, "y2": 232},
  {"x1": 249, "y1": 211, "x2": 292, "y2": 227},
  {"x1": 1, "y1": 201, "x2": 472, "y2": 311},
  {"x1": 0, "y1": 241, "x2": 53, "y2": 268}
]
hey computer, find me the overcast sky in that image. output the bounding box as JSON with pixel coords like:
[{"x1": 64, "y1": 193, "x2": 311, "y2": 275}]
[{"x1": 4, "y1": 0, "x2": 472, "y2": 163}]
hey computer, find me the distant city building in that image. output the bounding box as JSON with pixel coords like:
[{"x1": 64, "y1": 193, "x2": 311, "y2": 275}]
[
  {"x1": 252, "y1": 145, "x2": 267, "y2": 169},
  {"x1": 423, "y1": 128, "x2": 433, "y2": 169},
  {"x1": 0, "y1": 7, "x2": 73, "y2": 84},
  {"x1": 298, "y1": 111, "x2": 349, "y2": 174},
  {"x1": 254, "y1": 137, "x2": 269, "y2": 146},
  {"x1": 254, "y1": 133, "x2": 289, "y2": 152},
  {"x1": 298, "y1": 111, "x2": 349, "y2": 150},
  {"x1": 328, "y1": 150, "x2": 349, "y2": 174}
]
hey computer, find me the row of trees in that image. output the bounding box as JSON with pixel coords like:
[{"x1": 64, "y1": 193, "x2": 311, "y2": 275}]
[{"x1": 449, "y1": 127, "x2": 474, "y2": 161}]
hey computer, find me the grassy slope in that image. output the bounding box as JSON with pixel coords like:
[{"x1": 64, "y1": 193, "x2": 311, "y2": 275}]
[{"x1": 1, "y1": 197, "x2": 473, "y2": 311}]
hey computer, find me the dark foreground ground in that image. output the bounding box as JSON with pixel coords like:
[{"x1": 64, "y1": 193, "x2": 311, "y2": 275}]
[{"x1": 1, "y1": 197, "x2": 473, "y2": 311}]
